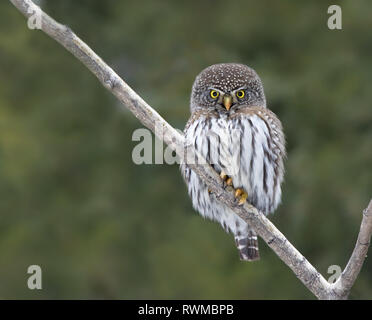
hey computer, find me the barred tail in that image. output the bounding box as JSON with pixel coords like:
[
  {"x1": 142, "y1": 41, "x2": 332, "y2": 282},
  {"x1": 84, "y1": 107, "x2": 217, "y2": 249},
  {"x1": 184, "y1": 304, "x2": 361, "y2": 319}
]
[{"x1": 235, "y1": 231, "x2": 260, "y2": 261}]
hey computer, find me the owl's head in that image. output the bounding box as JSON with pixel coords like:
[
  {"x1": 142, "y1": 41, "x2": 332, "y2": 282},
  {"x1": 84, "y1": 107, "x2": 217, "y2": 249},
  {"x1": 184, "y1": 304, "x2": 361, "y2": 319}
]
[{"x1": 190, "y1": 63, "x2": 266, "y2": 113}]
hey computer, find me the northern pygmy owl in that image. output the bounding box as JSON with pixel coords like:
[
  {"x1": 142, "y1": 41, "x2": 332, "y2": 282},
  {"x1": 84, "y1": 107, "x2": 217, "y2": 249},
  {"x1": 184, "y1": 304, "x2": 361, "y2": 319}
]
[{"x1": 180, "y1": 63, "x2": 285, "y2": 261}]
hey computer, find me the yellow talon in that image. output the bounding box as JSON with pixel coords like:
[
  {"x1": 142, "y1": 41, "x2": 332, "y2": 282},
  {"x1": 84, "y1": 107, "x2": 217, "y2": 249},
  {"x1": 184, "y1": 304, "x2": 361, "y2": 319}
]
[
  {"x1": 226, "y1": 178, "x2": 233, "y2": 186},
  {"x1": 238, "y1": 192, "x2": 248, "y2": 205},
  {"x1": 235, "y1": 188, "x2": 243, "y2": 198},
  {"x1": 220, "y1": 171, "x2": 227, "y2": 180}
]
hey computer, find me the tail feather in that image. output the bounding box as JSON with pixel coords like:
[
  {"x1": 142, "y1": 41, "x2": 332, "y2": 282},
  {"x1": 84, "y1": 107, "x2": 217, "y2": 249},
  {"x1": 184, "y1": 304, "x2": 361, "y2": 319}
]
[{"x1": 235, "y1": 232, "x2": 260, "y2": 261}]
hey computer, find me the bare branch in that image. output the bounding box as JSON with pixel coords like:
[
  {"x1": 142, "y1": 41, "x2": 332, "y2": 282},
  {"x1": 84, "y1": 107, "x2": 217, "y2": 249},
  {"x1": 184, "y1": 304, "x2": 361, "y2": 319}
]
[
  {"x1": 9, "y1": 0, "x2": 372, "y2": 300},
  {"x1": 333, "y1": 200, "x2": 372, "y2": 299}
]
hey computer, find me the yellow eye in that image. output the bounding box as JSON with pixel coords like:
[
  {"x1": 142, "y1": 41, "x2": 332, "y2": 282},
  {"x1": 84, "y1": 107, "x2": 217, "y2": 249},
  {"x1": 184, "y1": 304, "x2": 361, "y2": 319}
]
[
  {"x1": 236, "y1": 90, "x2": 245, "y2": 99},
  {"x1": 210, "y1": 90, "x2": 219, "y2": 99}
]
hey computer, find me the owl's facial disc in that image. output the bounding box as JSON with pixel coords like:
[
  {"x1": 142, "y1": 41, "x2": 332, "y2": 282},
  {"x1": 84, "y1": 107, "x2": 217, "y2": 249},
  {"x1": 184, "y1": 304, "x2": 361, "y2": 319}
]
[{"x1": 208, "y1": 88, "x2": 234, "y2": 111}]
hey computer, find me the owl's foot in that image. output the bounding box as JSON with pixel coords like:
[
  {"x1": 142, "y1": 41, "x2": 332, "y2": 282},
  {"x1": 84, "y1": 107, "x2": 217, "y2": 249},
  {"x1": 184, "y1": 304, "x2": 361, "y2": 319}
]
[
  {"x1": 235, "y1": 188, "x2": 248, "y2": 206},
  {"x1": 220, "y1": 171, "x2": 233, "y2": 186},
  {"x1": 220, "y1": 172, "x2": 248, "y2": 205}
]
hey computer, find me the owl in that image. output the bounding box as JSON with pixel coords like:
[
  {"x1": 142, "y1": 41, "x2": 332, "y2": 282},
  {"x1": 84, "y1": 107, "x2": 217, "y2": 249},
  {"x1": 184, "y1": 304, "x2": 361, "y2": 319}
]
[{"x1": 180, "y1": 63, "x2": 285, "y2": 261}]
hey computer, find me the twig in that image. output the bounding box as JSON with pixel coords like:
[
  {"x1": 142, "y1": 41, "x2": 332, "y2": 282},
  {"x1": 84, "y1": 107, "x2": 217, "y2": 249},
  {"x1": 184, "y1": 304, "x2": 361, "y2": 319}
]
[{"x1": 9, "y1": 0, "x2": 372, "y2": 299}]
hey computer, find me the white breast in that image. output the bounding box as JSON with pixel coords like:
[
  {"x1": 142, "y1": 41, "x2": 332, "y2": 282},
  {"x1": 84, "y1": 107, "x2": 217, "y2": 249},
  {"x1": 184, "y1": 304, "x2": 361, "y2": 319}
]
[{"x1": 181, "y1": 112, "x2": 282, "y2": 235}]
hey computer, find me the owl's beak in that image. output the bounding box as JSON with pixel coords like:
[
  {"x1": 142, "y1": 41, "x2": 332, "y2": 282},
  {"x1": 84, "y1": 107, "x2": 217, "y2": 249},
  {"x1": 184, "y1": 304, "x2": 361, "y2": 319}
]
[{"x1": 223, "y1": 95, "x2": 232, "y2": 111}]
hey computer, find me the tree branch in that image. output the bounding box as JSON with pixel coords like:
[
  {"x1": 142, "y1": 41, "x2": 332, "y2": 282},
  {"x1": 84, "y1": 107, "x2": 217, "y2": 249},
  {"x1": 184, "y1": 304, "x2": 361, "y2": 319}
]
[
  {"x1": 9, "y1": 0, "x2": 372, "y2": 299},
  {"x1": 333, "y1": 200, "x2": 372, "y2": 299}
]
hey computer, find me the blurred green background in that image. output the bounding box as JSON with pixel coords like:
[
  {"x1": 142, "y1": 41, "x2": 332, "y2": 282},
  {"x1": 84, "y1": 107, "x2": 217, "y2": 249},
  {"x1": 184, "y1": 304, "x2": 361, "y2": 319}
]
[{"x1": 0, "y1": 0, "x2": 371, "y2": 299}]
